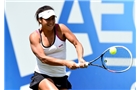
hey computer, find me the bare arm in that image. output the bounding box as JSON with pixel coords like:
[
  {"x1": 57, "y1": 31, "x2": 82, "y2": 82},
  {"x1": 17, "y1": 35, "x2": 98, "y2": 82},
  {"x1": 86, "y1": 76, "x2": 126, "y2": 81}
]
[
  {"x1": 29, "y1": 31, "x2": 79, "y2": 69},
  {"x1": 59, "y1": 24, "x2": 86, "y2": 65}
]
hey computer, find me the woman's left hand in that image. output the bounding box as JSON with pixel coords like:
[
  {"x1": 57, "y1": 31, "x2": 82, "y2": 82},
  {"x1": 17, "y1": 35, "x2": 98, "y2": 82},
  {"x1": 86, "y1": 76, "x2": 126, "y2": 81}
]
[{"x1": 78, "y1": 58, "x2": 88, "y2": 68}]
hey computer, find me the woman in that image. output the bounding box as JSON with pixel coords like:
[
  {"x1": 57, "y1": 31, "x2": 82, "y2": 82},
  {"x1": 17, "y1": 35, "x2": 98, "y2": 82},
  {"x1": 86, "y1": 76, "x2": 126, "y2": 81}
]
[{"x1": 29, "y1": 5, "x2": 87, "y2": 90}]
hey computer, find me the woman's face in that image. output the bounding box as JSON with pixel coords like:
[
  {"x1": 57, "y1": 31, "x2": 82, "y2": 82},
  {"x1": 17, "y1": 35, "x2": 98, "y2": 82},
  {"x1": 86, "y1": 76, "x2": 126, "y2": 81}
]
[{"x1": 40, "y1": 16, "x2": 56, "y2": 30}]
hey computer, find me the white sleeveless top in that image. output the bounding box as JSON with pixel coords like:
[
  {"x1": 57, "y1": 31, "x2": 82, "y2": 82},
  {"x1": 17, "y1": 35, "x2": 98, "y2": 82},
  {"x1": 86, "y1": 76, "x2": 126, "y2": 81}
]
[{"x1": 35, "y1": 26, "x2": 66, "y2": 77}]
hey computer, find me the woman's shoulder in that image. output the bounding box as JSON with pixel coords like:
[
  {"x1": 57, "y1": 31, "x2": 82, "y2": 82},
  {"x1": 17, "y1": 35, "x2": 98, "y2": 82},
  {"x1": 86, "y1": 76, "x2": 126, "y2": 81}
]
[{"x1": 29, "y1": 30, "x2": 40, "y2": 41}]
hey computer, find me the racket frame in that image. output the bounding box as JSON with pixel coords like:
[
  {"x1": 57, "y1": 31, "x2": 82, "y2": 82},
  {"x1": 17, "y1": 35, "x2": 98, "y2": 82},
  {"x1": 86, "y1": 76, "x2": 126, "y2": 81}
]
[{"x1": 87, "y1": 46, "x2": 133, "y2": 73}]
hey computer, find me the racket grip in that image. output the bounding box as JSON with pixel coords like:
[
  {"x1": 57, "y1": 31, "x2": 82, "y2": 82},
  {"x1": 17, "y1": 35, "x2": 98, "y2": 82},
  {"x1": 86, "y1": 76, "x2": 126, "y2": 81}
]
[
  {"x1": 85, "y1": 62, "x2": 89, "y2": 66},
  {"x1": 76, "y1": 62, "x2": 89, "y2": 67}
]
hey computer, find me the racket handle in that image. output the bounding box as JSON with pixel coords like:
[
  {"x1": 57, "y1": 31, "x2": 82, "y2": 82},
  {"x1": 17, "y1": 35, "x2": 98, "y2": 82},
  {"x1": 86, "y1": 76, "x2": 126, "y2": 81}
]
[
  {"x1": 85, "y1": 62, "x2": 89, "y2": 66},
  {"x1": 76, "y1": 62, "x2": 89, "y2": 67}
]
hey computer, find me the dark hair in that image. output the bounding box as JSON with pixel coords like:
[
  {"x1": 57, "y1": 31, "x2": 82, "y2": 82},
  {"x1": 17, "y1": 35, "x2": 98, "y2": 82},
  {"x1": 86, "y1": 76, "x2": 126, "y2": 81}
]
[{"x1": 35, "y1": 5, "x2": 54, "y2": 23}]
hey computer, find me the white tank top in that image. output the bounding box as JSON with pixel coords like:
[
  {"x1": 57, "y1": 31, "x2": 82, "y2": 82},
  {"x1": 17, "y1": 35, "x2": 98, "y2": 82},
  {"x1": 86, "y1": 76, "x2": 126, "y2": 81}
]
[{"x1": 35, "y1": 26, "x2": 66, "y2": 77}]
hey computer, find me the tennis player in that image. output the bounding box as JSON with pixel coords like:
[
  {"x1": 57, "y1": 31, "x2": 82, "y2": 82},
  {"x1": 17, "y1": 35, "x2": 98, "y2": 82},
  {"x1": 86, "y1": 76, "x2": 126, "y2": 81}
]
[{"x1": 29, "y1": 5, "x2": 87, "y2": 90}]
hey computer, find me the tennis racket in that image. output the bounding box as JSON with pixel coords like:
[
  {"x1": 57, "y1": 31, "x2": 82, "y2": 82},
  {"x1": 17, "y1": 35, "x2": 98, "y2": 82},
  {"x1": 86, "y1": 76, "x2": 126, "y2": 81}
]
[{"x1": 80, "y1": 46, "x2": 133, "y2": 73}]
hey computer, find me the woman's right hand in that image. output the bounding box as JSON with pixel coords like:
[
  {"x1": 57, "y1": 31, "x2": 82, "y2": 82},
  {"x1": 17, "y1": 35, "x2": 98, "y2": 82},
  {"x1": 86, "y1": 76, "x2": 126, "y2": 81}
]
[{"x1": 64, "y1": 60, "x2": 79, "y2": 70}]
